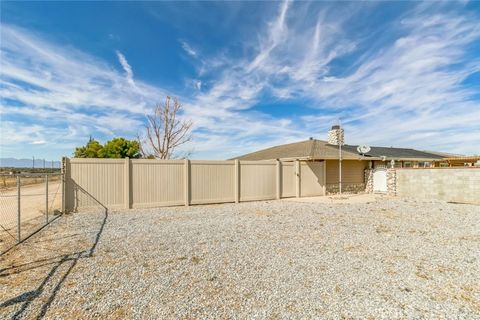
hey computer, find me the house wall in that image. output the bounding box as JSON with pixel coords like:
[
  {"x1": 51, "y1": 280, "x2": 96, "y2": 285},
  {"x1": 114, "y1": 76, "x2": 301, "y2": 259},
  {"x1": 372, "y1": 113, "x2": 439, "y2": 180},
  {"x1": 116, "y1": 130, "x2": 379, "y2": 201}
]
[
  {"x1": 325, "y1": 160, "x2": 368, "y2": 193},
  {"x1": 372, "y1": 160, "x2": 387, "y2": 168},
  {"x1": 373, "y1": 160, "x2": 437, "y2": 169}
]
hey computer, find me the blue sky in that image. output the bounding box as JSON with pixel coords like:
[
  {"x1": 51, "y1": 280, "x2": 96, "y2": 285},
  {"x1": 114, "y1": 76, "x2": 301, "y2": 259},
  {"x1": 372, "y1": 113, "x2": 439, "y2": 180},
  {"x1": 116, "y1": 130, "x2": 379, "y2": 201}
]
[{"x1": 1, "y1": 1, "x2": 479, "y2": 160}]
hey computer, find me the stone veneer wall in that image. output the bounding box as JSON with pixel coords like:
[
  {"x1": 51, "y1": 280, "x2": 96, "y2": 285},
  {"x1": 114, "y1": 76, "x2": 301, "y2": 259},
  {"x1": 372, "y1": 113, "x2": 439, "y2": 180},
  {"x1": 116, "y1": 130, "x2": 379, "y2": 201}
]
[
  {"x1": 326, "y1": 183, "x2": 366, "y2": 194},
  {"x1": 387, "y1": 169, "x2": 397, "y2": 196},
  {"x1": 364, "y1": 169, "x2": 373, "y2": 193}
]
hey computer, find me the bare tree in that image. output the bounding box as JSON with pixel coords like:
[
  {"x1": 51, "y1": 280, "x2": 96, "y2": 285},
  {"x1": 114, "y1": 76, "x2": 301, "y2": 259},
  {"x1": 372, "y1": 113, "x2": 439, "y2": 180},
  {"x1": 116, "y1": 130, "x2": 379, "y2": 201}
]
[{"x1": 138, "y1": 96, "x2": 193, "y2": 159}]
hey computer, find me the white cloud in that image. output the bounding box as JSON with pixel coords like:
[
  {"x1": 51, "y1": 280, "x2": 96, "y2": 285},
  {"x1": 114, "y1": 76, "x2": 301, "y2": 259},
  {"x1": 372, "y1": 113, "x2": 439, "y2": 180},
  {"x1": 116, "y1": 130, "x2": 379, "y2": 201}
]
[
  {"x1": 195, "y1": 80, "x2": 202, "y2": 90},
  {"x1": 180, "y1": 40, "x2": 197, "y2": 57},
  {"x1": 0, "y1": 25, "x2": 164, "y2": 115},
  {"x1": 183, "y1": 1, "x2": 480, "y2": 155},
  {"x1": 0, "y1": 25, "x2": 168, "y2": 158},
  {"x1": 116, "y1": 50, "x2": 136, "y2": 87},
  {"x1": 0, "y1": 24, "x2": 298, "y2": 160},
  {"x1": 31, "y1": 140, "x2": 47, "y2": 145},
  {"x1": 1, "y1": 2, "x2": 479, "y2": 160}
]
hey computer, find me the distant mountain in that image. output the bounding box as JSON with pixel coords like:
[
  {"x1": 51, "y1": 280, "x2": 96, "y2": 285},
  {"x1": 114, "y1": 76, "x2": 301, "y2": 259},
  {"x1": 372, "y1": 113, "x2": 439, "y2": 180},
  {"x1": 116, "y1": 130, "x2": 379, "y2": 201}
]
[{"x1": 0, "y1": 158, "x2": 61, "y2": 168}]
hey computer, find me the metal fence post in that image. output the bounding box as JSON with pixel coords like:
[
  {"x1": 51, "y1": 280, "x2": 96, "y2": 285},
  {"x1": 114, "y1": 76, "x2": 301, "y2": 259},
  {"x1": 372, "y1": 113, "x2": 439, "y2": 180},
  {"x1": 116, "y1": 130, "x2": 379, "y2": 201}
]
[
  {"x1": 61, "y1": 157, "x2": 66, "y2": 213},
  {"x1": 17, "y1": 175, "x2": 21, "y2": 242},
  {"x1": 45, "y1": 174, "x2": 49, "y2": 223}
]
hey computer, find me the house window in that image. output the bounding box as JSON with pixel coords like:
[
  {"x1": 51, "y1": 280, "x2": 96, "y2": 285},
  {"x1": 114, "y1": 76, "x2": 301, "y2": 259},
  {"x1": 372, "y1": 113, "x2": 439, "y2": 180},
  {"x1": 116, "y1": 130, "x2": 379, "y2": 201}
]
[{"x1": 404, "y1": 162, "x2": 412, "y2": 168}]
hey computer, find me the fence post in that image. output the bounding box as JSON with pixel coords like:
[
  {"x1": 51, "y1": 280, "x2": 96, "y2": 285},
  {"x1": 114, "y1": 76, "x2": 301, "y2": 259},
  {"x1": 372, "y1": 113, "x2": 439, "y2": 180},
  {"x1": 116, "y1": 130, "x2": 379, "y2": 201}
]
[
  {"x1": 276, "y1": 160, "x2": 281, "y2": 200},
  {"x1": 323, "y1": 160, "x2": 327, "y2": 195},
  {"x1": 45, "y1": 174, "x2": 49, "y2": 223},
  {"x1": 235, "y1": 159, "x2": 240, "y2": 203},
  {"x1": 17, "y1": 175, "x2": 21, "y2": 242},
  {"x1": 124, "y1": 157, "x2": 131, "y2": 209},
  {"x1": 61, "y1": 157, "x2": 67, "y2": 213},
  {"x1": 295, "y1": 160, "x2": 301, "y2": 198},
  {"x1": 184, "y1": 159, "x2": 190, "y2": 206}
]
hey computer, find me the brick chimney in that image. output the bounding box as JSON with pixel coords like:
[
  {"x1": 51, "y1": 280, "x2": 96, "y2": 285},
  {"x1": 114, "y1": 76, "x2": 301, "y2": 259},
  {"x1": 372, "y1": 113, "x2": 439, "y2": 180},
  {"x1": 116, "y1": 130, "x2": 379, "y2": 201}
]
[{"x1": 327, "y1": 125, "x2": 344, "y2": 145}]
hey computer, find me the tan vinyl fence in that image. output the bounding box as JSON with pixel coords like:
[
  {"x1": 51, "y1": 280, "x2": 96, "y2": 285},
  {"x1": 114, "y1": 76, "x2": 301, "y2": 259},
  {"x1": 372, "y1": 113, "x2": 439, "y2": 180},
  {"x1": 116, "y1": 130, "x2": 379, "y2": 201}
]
[
  {"x1": 281, "y1": 162, "x2": 296, "y2": 198},
  {"x1": 64, "y1": 158, "x2": 326, "y2": 211}
]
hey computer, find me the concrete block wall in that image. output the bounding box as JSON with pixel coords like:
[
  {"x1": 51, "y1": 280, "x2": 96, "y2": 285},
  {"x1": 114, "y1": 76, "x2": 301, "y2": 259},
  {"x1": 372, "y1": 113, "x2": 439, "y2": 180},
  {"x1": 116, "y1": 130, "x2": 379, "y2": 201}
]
[{"x1": 395, "y1": 168, "x2": 480, "y2": 204}]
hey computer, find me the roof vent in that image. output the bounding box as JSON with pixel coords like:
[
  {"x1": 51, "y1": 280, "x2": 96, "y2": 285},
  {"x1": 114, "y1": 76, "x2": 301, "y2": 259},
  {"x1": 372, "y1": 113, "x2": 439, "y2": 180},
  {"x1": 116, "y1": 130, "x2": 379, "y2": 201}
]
[{"x1": 309, "y1": 137, "x2": 313, "y2": 140}]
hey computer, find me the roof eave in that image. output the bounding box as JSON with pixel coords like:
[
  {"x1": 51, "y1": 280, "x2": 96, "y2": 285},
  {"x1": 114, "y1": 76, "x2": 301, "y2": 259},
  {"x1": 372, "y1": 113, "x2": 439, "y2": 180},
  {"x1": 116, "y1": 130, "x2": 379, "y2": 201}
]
[
  {"x1": 383, "y1": 157, "x2": 444, "y2": 161},
  {"x1": 275, "y1": 156, "x2": 313, "y2": 161},
  {"x1": 311, "y1": 156, "x2": 381, "y2": 161}
]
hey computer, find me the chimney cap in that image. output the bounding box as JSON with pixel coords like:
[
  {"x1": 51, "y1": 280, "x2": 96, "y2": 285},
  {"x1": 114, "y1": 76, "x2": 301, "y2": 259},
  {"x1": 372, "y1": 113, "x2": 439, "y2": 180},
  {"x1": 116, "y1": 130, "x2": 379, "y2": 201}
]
[{"x1": 331, "y1": 125, "x2": 340, "y2": 130}]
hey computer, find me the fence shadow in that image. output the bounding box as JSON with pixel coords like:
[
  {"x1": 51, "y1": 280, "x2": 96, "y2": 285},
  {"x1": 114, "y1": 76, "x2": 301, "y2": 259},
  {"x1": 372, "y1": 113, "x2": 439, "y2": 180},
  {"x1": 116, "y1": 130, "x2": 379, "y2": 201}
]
[{"x1": 0, "y1": 183, "x2": 108, "y2": 319}]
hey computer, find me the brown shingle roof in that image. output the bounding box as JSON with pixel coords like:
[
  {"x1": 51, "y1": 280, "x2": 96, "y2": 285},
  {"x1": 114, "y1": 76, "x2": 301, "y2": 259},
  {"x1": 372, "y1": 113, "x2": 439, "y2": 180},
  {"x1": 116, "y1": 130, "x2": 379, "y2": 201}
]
[
  {"x1": 233, "y1": 139, "x2": 445, "y2": 161},
  {"x1": 340, "y1": 145, "x2": 444, "y2": 160},
  {"x1": 232, "y1": 139, "x2": 368, "y2": 160}
]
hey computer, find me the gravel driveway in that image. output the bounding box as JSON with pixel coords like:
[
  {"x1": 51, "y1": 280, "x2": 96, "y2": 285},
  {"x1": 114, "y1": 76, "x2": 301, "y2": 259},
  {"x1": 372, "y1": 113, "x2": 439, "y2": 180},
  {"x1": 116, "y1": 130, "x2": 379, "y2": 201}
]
[{"x1": 1, "y1": 198, "x2": 479, "y2": 319}]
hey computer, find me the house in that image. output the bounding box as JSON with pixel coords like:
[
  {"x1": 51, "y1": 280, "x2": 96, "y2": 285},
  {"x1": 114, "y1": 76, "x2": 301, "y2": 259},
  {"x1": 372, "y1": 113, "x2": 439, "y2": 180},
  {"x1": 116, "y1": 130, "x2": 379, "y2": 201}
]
[
  {"x1": 443, "y1": 156, "x2": 480, "y2": 167},
  {"x1": 233, "y1": 125, "x2": 447, "y2": 193}
]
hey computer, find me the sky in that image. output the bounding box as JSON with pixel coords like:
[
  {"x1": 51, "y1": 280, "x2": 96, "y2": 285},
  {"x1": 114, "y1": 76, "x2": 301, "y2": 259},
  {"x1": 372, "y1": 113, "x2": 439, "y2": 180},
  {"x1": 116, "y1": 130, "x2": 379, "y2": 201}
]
[{"x1": 1, "y1": 1, "x2": 479, "y2": 161}]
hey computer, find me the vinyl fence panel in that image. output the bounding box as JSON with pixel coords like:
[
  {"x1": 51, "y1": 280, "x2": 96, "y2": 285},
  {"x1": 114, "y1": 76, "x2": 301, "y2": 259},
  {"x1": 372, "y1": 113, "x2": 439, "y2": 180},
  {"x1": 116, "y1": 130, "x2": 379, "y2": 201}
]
[
  {"x1": 65, "y1": 158, "x2": 329, "y2": 211},
  {"x1": 131, "y1": 160, "x2": 184, "y2": 208},
  {"x1": 69, "y1": 158, "x2": 125, "y2": 210},
  {"x1": 281, "y1": 162, "x2": 295, "y2": 198},
  {"x1": 240, "y1": 161, "x2": 277, "y2": 201},
  {"x1": 190, "y1": 161, "x2": 235, "y2": 205},
  {"x1": 300, "y1": 161, "x2": 325, "y2": 197}
]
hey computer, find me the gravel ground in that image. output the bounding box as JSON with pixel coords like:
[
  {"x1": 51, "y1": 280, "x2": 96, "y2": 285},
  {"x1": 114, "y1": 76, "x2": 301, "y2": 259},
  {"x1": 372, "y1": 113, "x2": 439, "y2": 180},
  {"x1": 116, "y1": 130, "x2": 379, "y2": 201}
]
[{"x1": 1, "y1": 197, "x2": 479, "y2": 319}]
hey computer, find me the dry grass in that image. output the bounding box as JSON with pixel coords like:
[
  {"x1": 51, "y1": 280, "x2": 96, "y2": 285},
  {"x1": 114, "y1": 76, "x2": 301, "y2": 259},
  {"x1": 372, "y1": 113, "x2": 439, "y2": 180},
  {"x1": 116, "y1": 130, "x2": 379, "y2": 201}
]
[{"x1": 0, "y1": 175, "x2": 61, "y2": 191}]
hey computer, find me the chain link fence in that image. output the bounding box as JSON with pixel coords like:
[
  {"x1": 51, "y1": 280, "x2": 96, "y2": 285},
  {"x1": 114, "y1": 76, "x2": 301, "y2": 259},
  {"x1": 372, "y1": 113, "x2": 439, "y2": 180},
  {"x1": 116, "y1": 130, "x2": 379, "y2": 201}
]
[{"x1": 0, "y1": 173, "x2": 63, "y2": 254}]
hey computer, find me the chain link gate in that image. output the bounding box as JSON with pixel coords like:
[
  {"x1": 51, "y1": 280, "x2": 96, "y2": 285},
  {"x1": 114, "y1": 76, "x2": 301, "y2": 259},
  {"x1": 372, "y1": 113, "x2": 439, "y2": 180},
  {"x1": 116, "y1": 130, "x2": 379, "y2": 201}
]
[{"x1": 0, "y1": 172, "x2": 64, "y2": 255}]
